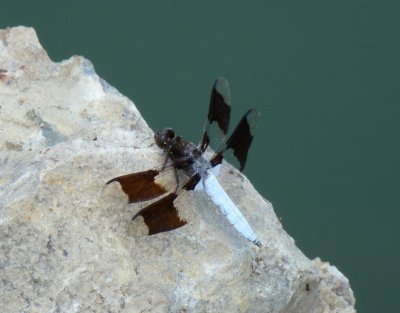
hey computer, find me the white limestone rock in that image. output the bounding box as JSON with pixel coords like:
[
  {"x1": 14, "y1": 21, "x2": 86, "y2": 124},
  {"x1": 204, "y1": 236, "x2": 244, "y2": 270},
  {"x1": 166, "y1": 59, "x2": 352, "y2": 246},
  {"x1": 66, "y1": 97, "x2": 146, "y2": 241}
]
[{"x1": 0, "y1": 26, "x2": 356, "y2": 313}]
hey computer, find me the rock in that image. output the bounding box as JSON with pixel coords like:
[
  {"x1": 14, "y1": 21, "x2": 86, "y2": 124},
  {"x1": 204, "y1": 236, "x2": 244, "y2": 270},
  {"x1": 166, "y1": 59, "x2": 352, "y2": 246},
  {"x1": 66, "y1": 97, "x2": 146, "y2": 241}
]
[{"x1": 0, "y1": 26, "x2": 356, "y2": 313}]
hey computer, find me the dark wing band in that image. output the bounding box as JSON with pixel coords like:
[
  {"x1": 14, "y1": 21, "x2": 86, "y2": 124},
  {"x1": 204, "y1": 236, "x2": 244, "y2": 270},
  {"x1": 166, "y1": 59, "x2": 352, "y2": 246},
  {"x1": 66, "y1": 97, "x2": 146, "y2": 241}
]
[
  {"x1": 106, "y1": 168, "x2": 168, "y2": 203},
  {"x1": 210, "y1": 109, "x2": 260, "y2": 171},
  {"x1": 131, "y1": 173, "x2": 201, "y2": 235},
  {"x1": 200, "y1": 77, "x2": 231, "y2": 152}
]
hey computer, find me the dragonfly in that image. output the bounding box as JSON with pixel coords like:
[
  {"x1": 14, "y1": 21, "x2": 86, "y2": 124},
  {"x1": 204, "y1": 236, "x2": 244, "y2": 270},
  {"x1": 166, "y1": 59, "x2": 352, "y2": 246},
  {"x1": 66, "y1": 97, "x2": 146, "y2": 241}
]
[{"x1": 107, "y1": 77, "x2": 261, "y2": 247}]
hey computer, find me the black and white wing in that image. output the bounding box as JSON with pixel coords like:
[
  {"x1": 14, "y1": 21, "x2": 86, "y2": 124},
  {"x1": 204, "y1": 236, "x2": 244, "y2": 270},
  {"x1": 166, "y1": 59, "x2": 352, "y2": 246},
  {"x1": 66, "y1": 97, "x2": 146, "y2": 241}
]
[
  {"x1": 107, "y1": 166, "x2": 202, "y2": 236},
  {"x1": 200, "y1": 77, "x2": 231, "y2": 152},
  {"x1": 211, "y1": 108, "x2": 260, "y2": 171},
  {"x1": 130, "y1": 173, "x2": 201, "y2": 235}
]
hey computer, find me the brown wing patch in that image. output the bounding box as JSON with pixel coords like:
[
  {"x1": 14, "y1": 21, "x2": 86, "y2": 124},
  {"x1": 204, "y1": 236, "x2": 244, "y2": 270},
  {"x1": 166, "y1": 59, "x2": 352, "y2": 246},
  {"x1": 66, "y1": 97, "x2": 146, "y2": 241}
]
[
  {"x1": 131, "y1": 173, "x2": 201, "y2": 236},
  {"x1": 132, "y1": 193, "x2": 186, "y2": 235},
  {"x1": 106, "y1": 169, "x2": 167, "y2": 203}
]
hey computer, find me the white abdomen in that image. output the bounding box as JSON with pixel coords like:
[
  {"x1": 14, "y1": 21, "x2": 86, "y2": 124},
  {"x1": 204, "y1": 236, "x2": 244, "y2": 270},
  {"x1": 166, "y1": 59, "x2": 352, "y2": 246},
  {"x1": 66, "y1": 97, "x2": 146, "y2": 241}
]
[{"x1": 198, "y1": 172, "x2": 261, "y2": 247}]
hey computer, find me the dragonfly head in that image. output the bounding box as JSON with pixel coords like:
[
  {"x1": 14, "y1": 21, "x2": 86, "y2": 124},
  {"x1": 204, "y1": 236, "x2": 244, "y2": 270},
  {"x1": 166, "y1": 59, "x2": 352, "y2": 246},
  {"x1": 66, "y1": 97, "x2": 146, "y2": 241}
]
[{"x1": 154, "y1": 128, "x2": 175, "y2": 149}]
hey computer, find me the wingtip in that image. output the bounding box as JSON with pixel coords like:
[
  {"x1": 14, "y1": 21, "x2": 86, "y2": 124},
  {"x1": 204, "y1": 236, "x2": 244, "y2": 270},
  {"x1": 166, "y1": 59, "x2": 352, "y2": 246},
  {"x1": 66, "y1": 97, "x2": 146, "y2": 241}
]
[
  {"x1": 253, "y1": 240, "x2": 262, "y2": 248},
  {"x1": 214, "y1": 77, "x2": 231, "y2": 106},
  {"x1": 105, "y1": 177, "x2": 117, "y2": 185},
  {"x1": 131, "y1": 211, "x2": 141, "y2": 221}
]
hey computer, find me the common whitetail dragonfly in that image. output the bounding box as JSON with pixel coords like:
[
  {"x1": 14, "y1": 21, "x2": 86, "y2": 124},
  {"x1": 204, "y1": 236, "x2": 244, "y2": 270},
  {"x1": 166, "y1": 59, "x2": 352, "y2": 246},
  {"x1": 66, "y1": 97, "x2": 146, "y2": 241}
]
[{"x1": 107, "y1": 77, "x2": 262, "y2": 247}]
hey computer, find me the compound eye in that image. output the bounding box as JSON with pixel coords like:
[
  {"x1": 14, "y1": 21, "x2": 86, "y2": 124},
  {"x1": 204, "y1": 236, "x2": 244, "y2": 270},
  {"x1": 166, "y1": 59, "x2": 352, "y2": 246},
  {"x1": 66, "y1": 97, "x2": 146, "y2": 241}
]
[
  {"x1": 163, "y1": 128, "x2": 175, "y2": 140},
  {"x1": 154, "y1": 128, "x2": 175, "y2": 148}
]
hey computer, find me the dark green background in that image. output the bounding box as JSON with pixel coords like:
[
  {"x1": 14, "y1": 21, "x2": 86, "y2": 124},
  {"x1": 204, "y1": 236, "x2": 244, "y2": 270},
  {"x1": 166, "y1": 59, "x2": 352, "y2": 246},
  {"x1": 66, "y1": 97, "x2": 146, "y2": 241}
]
[{"x1": 2, "y1": 1, "x2": 399, "y2": 312}]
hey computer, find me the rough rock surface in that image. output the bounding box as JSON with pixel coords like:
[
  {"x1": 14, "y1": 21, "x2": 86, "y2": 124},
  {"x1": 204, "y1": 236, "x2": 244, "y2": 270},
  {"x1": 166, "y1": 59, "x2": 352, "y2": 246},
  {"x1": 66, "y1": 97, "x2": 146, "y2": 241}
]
[{"x1": 0, "y1": 27, "x2": 356, "y2": 313}]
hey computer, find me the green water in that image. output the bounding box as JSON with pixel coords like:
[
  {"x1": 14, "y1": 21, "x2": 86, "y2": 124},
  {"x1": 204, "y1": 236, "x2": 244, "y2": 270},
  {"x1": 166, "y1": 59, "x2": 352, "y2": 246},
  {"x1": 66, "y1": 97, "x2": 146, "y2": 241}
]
[{"x1": 2, "y1": 2, "x2": 399, "y2": 312}]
